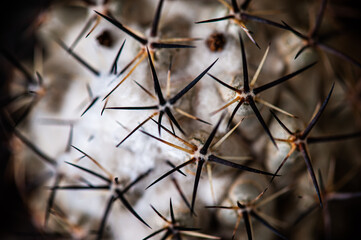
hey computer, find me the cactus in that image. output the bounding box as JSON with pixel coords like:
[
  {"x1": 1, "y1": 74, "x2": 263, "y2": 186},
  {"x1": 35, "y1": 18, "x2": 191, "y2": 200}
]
[{"x1": 2, "y1": 0, "x2": 361, "y2": 239}]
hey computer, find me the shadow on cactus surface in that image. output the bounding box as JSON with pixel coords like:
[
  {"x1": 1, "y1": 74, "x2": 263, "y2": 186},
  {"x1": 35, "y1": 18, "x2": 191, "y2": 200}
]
[{"x1": 1, "y1": 0, "x2": 361, "y2": 239}]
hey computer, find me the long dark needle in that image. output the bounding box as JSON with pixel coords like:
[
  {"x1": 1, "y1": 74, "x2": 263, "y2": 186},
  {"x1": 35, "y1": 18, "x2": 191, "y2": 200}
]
[
  {"x1": 294, "y1": 45, "x2": 309, "y2": 60},
  {"x1": 53, "y1": 185, "x2": 109, "y2": 190},
  {"x1": 250, "y1": 211, "x2": 287, "y2": 239},
  {"x1": 301, "y1": 83, "x2": 334, "y2": 139},
  {"x1": 70, "y1": 15, "x2": 97, "y2": 50},
  {"x1": 45, "y1": 175, "x2": 62, "y2": 227},
  {"x1": 310, "y1": 0, "x2": 327, "y2": 38},
  {"x1": 146, "y1": 158, "x2": 195, "y2": 189},
  {"x1": 241, "y1": 13, "x2": 289, "y2": 30},
  {"x1": 65, "y1": 161, "x2": 111, "y2": 183},
  {"x1": 95, "y1": 11, "x2": 148, "y2": 45},
  {"x1": 116, "y1": 189, "x2": 151, "y2": 228},
  {"x1": 248, "y1": 97, "x2": 277, "y2": 148},
  {"x1": 281, "y1": 21, "x2": 307, "y2": 40},
  {"x1": 208, "y1": 155, "x2": 277, "y2": 176},
  {"x1": 318, "y1": 169, "x2": 326, "y2": 194},
  {"x1": 269, "y1": 110, "x2": 293, "y2": 135},
  {"x1": 171, "y1": 177, "x2": 192, "y2": 212},
  {"x1": 207, "y1": 73, "x2": 239, "y2": 92},
  {"x1": 13, "y1": 128, "x2": 57, "y2": 166},
  {"x1": 55, "y1": 38, "x2": 100, "y2": 76},
  {"x1": 164, "y1": 108, "x2": 185, "y2": 135},
  {"x1": 239, "y1": 33, "x2": 250, "y2": 93},
  {"x1": 169, "y1": 199, "x2": 175, "y2": 224},
  {"x1": 97, "y1": 195, "x2": 115, "y2": 240},
  {"x1": 110, "y1": 39, "x2": 126, "y2": 75},
  {"x1": 122, "y1": 168, "x2": 152, "y2": 193},
  {"x1": 143, "y1": 227, "x2": 167, "y2": 240},
  {"x1": 237, "y1": 202, "x2": 252, "y2": 240},
  {"x1": 318, "y1": 43, "x2": 361, "y2": 69},
  {"x1": 158, "y1": 111, "x2": 164, "y2": 136},
  {"x1": 151, "y1": 205, "x2": 169, "y2": 223},
  {"x1": 146, "y1": 47, "x2": 166, "y2": 105},
  {"x1": 106, "y1": 106, "x2": 158, "y2": 110},
  {"x1": 200, "y1": 113, "x2": 225, "y2": 155},
  {"x1": 81, "y1": 96, "x2": 99, "y2": 117},
  {"x1": 150, "y1": 0, "x2": 165, "y2": 37},
  {"x1": 116, "y1": 114, "x2": 158, "y2": 147},
  {"x1": 253, "y1": 62, "x2": 317, "y2": 95},
  {"x1": 191, "y1": 159, "x2": 205, "y2": 215},
  {"x1": 65, "y1": 124, "x2": 74, "y2": 152},
  {"x1": 151, "y1": 42, "x2": 195, "y2": 49},
  {"x1": 299, "y1": 143, "x2": 323, "y2": 208},
  {"x1": 307, "y1": 132, "x2": 361, "y2": 144},
  {"x1": 166, "y1": 160, "x2": 186, "y2": 177},
  {"x1": 195, "y1": 15, "x2": 234, "y2": 24},
  {"x1": 231, "y1": 0, "x2": 240, "y2": 13},
  {"x1": 169, "y1": 59, "x2": 218, "y2": 104},
  {"x1": 227, "y1": 99, "x2": 244, "y2": 128},
  {"x1": 160, "y1": 230, "x2": 172, "y2": 240}
]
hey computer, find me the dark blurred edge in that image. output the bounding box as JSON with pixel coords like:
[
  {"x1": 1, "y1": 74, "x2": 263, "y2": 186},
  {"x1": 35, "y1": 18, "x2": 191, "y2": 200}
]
[{"x1": 0, "y1": 0, "x2": 54, "y2": 239}]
